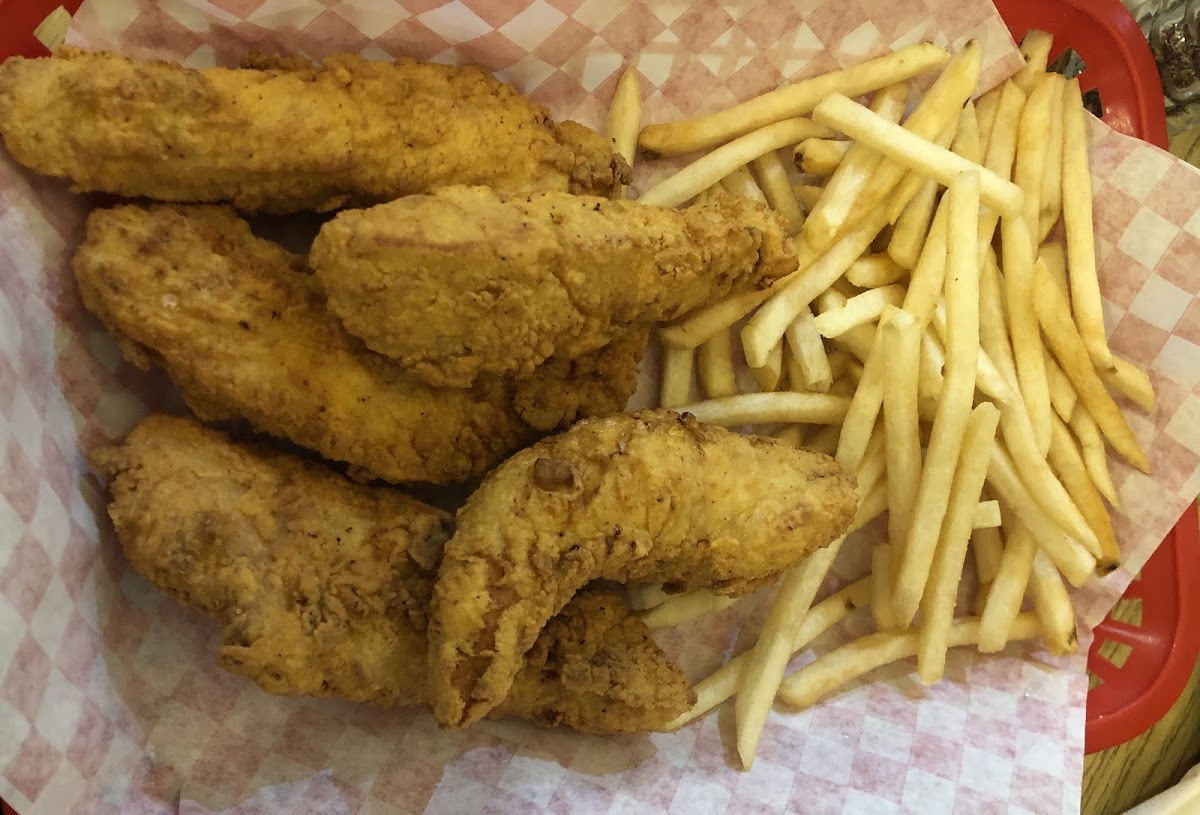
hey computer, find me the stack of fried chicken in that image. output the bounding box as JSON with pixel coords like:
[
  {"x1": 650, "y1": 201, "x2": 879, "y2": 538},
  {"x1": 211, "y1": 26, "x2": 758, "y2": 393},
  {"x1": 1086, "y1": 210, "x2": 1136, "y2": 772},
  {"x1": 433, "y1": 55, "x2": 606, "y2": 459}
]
[{"x1": 0, "y1": 48, "x2": 857, "y2": 732}]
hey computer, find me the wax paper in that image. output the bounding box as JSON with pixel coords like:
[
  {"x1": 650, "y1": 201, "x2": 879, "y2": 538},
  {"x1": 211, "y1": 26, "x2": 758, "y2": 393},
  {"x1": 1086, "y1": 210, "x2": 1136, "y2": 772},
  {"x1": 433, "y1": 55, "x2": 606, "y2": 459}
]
[{"x1": 1, "y1": 1, "x2": 1198, "y2": 814}]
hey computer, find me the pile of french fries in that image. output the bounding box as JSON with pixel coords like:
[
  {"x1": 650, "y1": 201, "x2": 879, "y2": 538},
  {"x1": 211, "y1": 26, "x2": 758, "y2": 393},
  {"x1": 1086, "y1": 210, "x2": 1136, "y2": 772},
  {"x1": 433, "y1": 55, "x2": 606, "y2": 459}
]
[{"x1": 607, "y1": 31, "x2": 1157, "y2": 770}]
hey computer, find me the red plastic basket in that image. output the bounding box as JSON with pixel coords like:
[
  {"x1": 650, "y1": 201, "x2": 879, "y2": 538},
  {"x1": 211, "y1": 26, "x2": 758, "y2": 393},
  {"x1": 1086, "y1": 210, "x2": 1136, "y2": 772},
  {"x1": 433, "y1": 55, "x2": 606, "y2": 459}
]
[
  {"x1": 992, "y1": 0, "x2": 1200, "y2": 754},
  {"x1": 0, "y1": 10, "x2": 1196, "y2": 815}
]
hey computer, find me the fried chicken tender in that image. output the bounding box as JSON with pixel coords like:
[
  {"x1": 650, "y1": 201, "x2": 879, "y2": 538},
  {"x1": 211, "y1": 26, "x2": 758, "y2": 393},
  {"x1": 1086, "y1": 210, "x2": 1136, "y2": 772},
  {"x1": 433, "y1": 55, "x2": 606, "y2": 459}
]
[
  {"x1": 0, "y1": 48, "x2": 628, "y2": 213},
  {"x1": 90, "y1": 416, "x2": 693, "y2": 733},
  {"x1": 428, "y1": 410, "x2": 859, "y2": 728},
  {"x1": 310, "y1": 187, "x2": 797, "y2": 387},
  {"x1": 72, "y1": 204, "x2": 644, "y2": 483}
]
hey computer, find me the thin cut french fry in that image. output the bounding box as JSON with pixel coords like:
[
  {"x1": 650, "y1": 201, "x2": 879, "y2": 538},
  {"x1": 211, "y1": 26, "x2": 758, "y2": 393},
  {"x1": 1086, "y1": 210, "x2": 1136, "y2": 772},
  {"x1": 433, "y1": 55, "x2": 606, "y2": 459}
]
[
  {"x1": 973, "y1": 500, "x2": 1002, "y2": 529},
  {"x1": 639, "y1": 590, "x2": 737, "y2": 628},
  {"x1": 811, "y1": 93, "x2": 1025, "y2": 218},
  {"x1": 1046, "y1": 350, "x2": 1079, "y2": 423},
  {"x1": 676, "y1": 392, "x2": 851, "y2": 426},
  {"x1": 639, "y1": 118, "x2": 834, "y2": 207},
  {"x1": 951, "y1": 100, "x2": 982, "y2": 164},
  {"x1": 1034, "y1": 269, "x2": 1149, "y2": 472},
  {"x1": 872, "y1": 544, "x2": 897, "y2": 632},
  {"x1": 773, "y1": 423, "x2": 808, "y2": 448},
  {"x1": 977, "y1": 81, "x2": 1028, "y2": 253},
  {"x1": 1039, "y1": 240, "x2": 1069, "y2": 294},
  {"x1": 608, "y1": 65, "x2": 642, "y2": 171},
  {"x1": 901, "y1": 198, "x2": 950, "y2": 326},
  {"x1": 626, "y1": 584, "x2": 670, "y2": 610},
  {"x1": 1003, "y1": 215, "x2": 1053, "y2": 454},
  {"x1": 986, "y1": 442, "x2": 1097, "y2": 587},
  {"x1": 638, "y1": 43, "x2": 950, "y2": 155},
  {"x1": 1071, "y1": 406, "x2": 1119, "y2": 505},
  {"x1": 1029, "y1": 549, "x2": 1078, "y2": 656},
  {"x1": 796, "y1": 138, "x2": 851, "y2": 175},
  {"x1": 779, "y1": 613, "x2": 1042, "y2": 708},
  {"x1": 1039, "y1": 74, "x2": 1067, "y2": 241},
  {"x1": 664, "y1": 579, "x2": 871, "y2": 730},
  {"x1": 929, "y1": 300, "x2": 1014, "y2": 403},
  {"x1": 750, "y1": 339, "x2": 784, "y2": 391},
  {"x1": 894, "y1": 172, "x2": 980, "y2": 627},
  {"x1": 835, "y1": 320, "x2": 888, "y2": 473},
  {"x1": 660, "y1": 287, "x2": 774, "y2": 349},
  {"x1": 919, "y1": 330, "x2": 946, "y2": 406},
  {"x1": 888, "y1": 176, "x2": 939, "y2": 269},
  {"x1": 801, "y1": 83, "x2": 911, "y2": 249},
  {"x1": 918, "y1": 402, "x2": 1002, "y2": 684},
  {"x1": 786, "y1": 307, "x2": 833, "y2": 392},
  {"x1": 697, "y1": 328, "x2": 737, "y2": 399},
  {"x1": 1014, "y1": 74, "x2": 1057, "y2": 248},
  {"x1": 742, "y1": 208, "x2": 888, "y2": 367},
  {"x1": 752, "y1": 150, "x2": 806, "y2": 230},
  {"x1": 977, "y1": 517, "x2": 1038, "y2": 652},
  {"x1": 882, "y1": 308, "x2": 924, "y2": 565},
  {"x1": 973, "y1": 525, "x2": 1005, "y2": 586},
  {"x1": 1062, "y1": 77, "x2": 1116, "y2": 372},
  {"x1": 980, "y1": 250, "x2": 1018, "y2": 389},
  {"x1": 1049, "y1": 414, "x2": 1121, "y2": 572},
  {"x1": 720, "y1": 165, "x2": 768, "y2": 204},
  {"x1": 847, "y1": 254, "x2": 908, "y2": 287},
  {"x1": 1100, "y1": 356, "x2": 1156, "y2": 412},
  {"x1": 975, "y1": 84, "x2": 1001, "y2": 159},
  {"x1": 660, "y1": 342, "x2": 694, "y2": 408},
  {"x1": 813, "y1": 285, "x2": 906, "y2": 338},
  {"x1": 793, "y1": 183, "x2": 825, "y2": 211},
  {"x1": 882, "y1": 121, "x2": 958, "y2": 225},
  {"x1": 1016, "y1": 30, "x2": 1054, "y2": 91}
]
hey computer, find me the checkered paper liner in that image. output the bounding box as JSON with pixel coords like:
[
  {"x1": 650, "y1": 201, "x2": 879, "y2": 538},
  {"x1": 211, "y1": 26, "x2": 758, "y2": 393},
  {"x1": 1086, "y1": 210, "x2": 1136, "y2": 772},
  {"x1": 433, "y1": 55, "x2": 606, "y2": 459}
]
[{"x1": 0, "y1": 0, "x2": 1197, "y2": 813}]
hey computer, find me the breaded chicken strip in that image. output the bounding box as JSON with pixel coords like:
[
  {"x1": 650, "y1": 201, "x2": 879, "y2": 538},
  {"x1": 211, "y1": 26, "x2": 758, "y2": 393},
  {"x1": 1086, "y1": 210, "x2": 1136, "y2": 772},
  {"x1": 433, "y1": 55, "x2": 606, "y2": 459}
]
[
  {"x1": 90, "y1": 416, "x2": 692, "y2": 732},
  {"x1": 310, "y1": 187, "x2": 797, "y2": 387},
  {"x1": 428, "y1": 410, "x2": 858, "y2": 728},
  {"x1": 72, "y1": 204, "x2": 644, "y2": 484},
  {"x1": 0, "y1": 48, "x2": 628, "y2": 213}
]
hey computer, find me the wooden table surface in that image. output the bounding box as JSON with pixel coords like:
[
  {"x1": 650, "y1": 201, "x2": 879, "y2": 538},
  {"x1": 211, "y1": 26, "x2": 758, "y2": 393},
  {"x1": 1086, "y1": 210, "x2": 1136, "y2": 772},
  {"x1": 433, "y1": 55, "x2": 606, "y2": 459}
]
[{"x1": 1081, "y1": 509, "x2": 1200, "y2": 814}]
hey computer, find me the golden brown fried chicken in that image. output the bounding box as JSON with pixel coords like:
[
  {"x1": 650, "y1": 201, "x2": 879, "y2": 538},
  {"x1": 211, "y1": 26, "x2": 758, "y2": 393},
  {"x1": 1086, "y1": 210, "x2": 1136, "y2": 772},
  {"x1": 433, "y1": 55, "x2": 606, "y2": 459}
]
[
  {"x1": 0, "y1": 48, "x2": 628, "y2": 213},
  {"x1": 428, "y1": 410, "x2": 858, "y2": 728},
  {"x1": 72, "y1": 204, "x2": 644, "y2": 484},
  {"x1": 90, "y1": 415, "x2": 693, "y2": 733},
  {"x1": 310, "y1": 187, "x2": 797, "y2": 387}
]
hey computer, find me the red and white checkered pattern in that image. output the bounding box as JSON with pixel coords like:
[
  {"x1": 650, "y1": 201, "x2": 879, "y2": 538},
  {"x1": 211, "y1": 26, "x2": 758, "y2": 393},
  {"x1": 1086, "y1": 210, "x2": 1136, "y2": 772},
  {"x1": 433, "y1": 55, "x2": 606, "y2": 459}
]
[{"x1": 0, "y1": 0, "x2": 1195, "y2": 812}]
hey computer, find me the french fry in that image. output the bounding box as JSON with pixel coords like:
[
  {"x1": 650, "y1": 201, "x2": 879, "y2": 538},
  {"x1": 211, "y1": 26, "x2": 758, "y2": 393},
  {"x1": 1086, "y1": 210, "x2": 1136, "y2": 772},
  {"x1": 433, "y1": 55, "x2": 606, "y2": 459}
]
[
  {"x1": 918, "y1": 402, "x2": 1002, "y2": 683},
  {"x1": 973, "y1": 500, "x2": 1002, "y2": 529},
  {"x1": 835, "y1": 320, "x2": 888, "y2": 473},
  {"x1": 639, "y1": 118, "x2": 834, "y2": 207},
  {"x1": 638, "y1": 590, "x2": 737, "y2": 628},
  {"x1": 750, "y1": 339, "x2": 785, "y2": 391},
  {"x1": 975, "y1": 85, "x2": 1002, "y2": 159},
  {"x1": 638, "y1": 43, "x2": 950, "y2": 155},
  {"x1": 742, "y1": 208, "x2": 888, "y2": 367},
  {"x1": 919, "y1": 330, "x2": 946, "y2": 406},
  {"x1": 882, "y1": 308, "x2": 924, "y2": 563},
  {"x1": 894, "y1": 172, "x2": 980, "y2": 627},
  {"x1": 901, "y1": 198, "x2": 950, "y2": 326},
  {"x1": 664, "y1": 579, "x2": 870, "y2": 731},
  {"x1": 779, "y1": 613, "x2": 1041, "y2": 709},
  {"x1": 951, "y1": 100, "x2": 982, "y2": 164},
  {"x1": 1016, "y1": 29, "x2": 1054, "y2": 91},
  {"x1": 929, "y1": 300, "x2": 1014, "y2": 403},
  {"x1": 796, "y1": 138, "x2": 851, "y2": 175},
  {"x1": 972, "y1": 525, "x2": 1005, "y2": 614},
  {"x1": 857, "y1": 427, "x2": 887, "y2": 498},
  {"x1": 827, "y1": 348, "x2": 852, "y2": 382},
  {"x1": 697, "y1": 328, "x2": 737, "y2": 398},
  {"x1": 801, "y1": 82, "x2": 911, "y2": 255},
  {"x1": 1100, "y1": 356, "x2": 1157, "y2": 412},
  {"x1": 786, "y1": 307, "x2": 833, "y2": 392},
  {"x1": 660, "y1": 342, "x2": 694, "y2": 408},
  {"x1": 1049, "y1": 414, "x2": 1121, "y2": 571},
  {"x1": 660, "y1": 287, "x2": 775, "y2": 349},
  {"x1": 888, "y1": 177, "x2": 939, "y2": 269},
  {"x1": 752, "y1": 150, "x2": 806, "y2": 230},
  {"x1": 872, "y1": 544, "x2": 897, "y2": 632},
  {"x1": 977, "y1": 81, "x2": 1027, "y2": 252},
  {"x1": 773, "y1": 423, "x2": 809, "y2": 448},
  {"x1": 720, "y1": 165, "x2": 769, "y2": 204},
  {"x1": 1013, "y1": 74, "x2": 1057, "y2": 247},
  {"x1": 1045, "y1": 350, "x2": 1079, "y2": 423},
  {"x1": 1034, "y1": 269, "x2": 1149, "y2": 472},
  {"x1": 1039, "y1": 74, "x2": 1067, "y2": 241},
  {"x1": 1029, "y1": 549, "x2": 1079, "y2": 656},
  {"x1": 676, "y1": 392, "x2": 851, "y2": 426},
  {"x1": 1002, "y1": 216, "x2": 1052, "y2": 453},
  {"x1": 1062, "y1": 77, "x2": 1116, "y2": 372},
  {"x1": 1071, "y1": 405, "x2": 1119, "y2": 505},
  {"x1": 811, "y1": 93, "x2": 1025, "y2": 218},
  {"x1": 977, "y1": 518, "x2": 1038, "y2": 652},
  {"x1": 607, "y1": 65, "x2": 642, "y2": 177},
  {"x1": 804, "y1": 423, "x2": 841, "y2": 456},
  {"x1": 626, "y1": 583, "x2": 670, "y2": 610},
  {"x1": 980, "y1": 250, "x2": 1019, "y2": 388},
  {"x1": 847, "y1": 253, "x2": 908, "y2": 287},
  {"x1": 813, "y1": 285, "x2": 906, "y2": 338},
  {"x1": 986, "y1": 442, "x2": 1097, "y2": 586},
  {"x1": 793, "y1": 183, "x2": 825, "y2": 211},
  {"x1": 1039, "y1": 240, "x2": 1068, "y2": 294}
]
